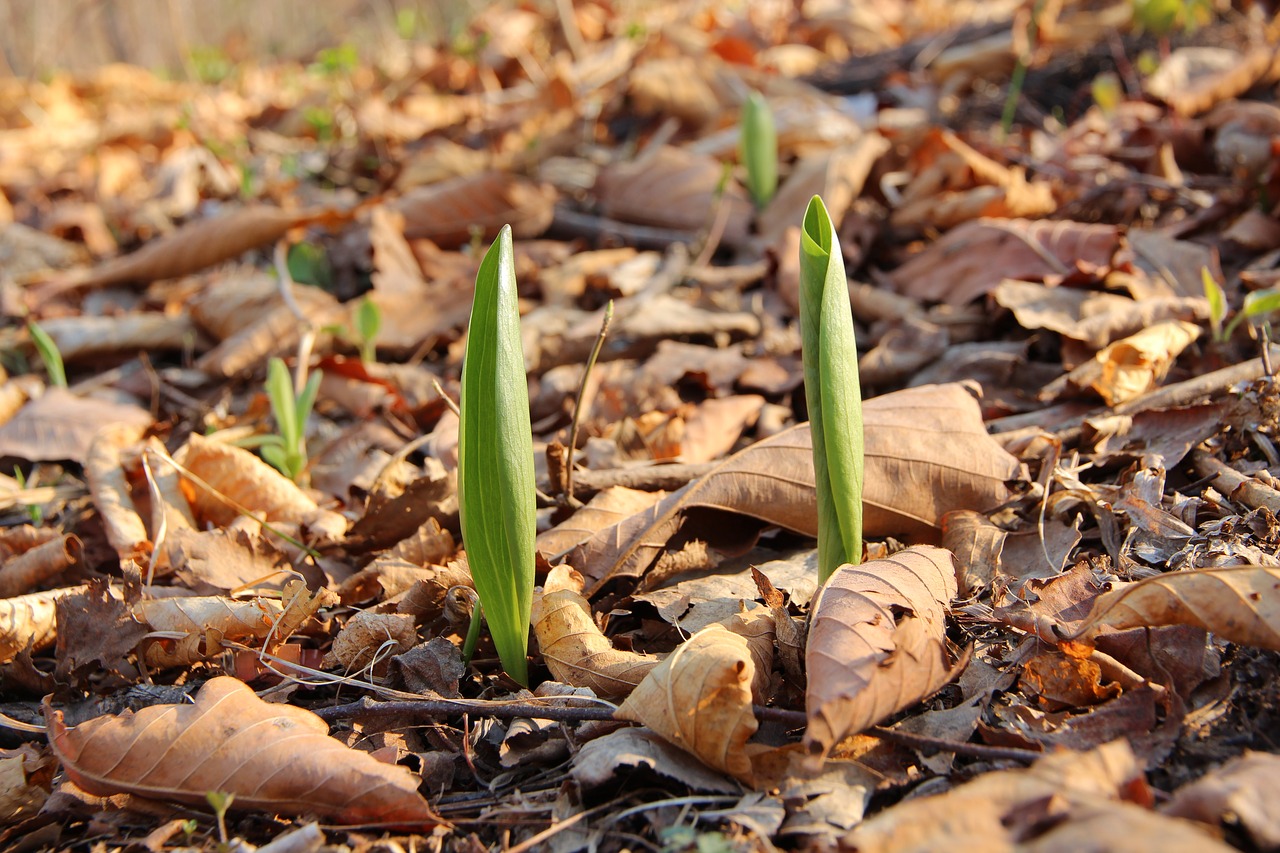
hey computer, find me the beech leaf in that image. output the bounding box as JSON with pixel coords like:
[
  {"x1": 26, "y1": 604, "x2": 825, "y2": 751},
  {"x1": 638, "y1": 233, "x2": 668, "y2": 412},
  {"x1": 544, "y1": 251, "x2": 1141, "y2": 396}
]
[
  {"x1": 804, "y1": 546, "x2": 961, "y2": 767},
  {"x1": 44, "y1": 677, "x2": 444, "y2": 827}
]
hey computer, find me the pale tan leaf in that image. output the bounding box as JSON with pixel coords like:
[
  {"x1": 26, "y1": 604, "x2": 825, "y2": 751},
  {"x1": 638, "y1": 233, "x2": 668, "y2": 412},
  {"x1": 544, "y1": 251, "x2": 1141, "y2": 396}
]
[
  {"x1": 616, "y1": 624, "x2": 758, "y2": 786},
  {"x1": 756, "y1": 135, "x2": 890, "y2": 244},
  {"x1": 1091, "y1": 321, "x2": 1202, "y2": 406},
  {"x1": 1019, "y1": 800, "x2": 1236, "y2": 853},
  {"x1": 627, "y1": 57, "x2": 721, "y2": 127},
  {"x1": 46, "y1": 205, "x2": 349, "y2": 291},
  {"x1": 1164, "y1": 751, "x2": 1280, "y2": 849},
  {"x1": 44, "y1": 676, "x2": 443, "y2": 827},
  {"x1": 324, "y1": 611, "x2": 417, "y2": 672},
  {"x1": 841, "y1": 740, "x2": 1141, "y2": 852},
  {"x1": 133, "y1": 595, "x2": 289, "y2": 640},
  {"x1": 85, "y1": 424, "x2": 150, "y2": 563},
  {"x1": 803, "y1": 546, "x2": 960, "y2": 767},
  {"x1": 0, "y1": 389, "x2": 152, "y2": 465},
  {"x1": 677, "y1": 395, "x2": 764, "y2": 464},
  {"x1": 0, "y1": 534, "x2": 81, "y2": 599},
  {"x1": 0, "y1": 586, "x2": 81, "y2": 664},
  {"x1": 531, "y1": 565, "x2": 661, "y2": 699},
  {"x1": 165, "y1": 528, "x2": 290, "y2": 594},
  {"x1": 1068, "y1": 567, "x2": 1280, "y2": 651},
  {"x1": 391, "y1": 171, "x2": 556, "y2": 249},
  {"x1": 536, "y1": 487, "x2": 664, "y2": 564},
  {"x1": 570, "y1": 383, "x2": 1019, "y2": 594},
  {"x1": 34, "y1": 314, "x2": 198, "y2": 362},
  {"x1": 173, "y1": 434, "x2": 347, "y2": 543}
]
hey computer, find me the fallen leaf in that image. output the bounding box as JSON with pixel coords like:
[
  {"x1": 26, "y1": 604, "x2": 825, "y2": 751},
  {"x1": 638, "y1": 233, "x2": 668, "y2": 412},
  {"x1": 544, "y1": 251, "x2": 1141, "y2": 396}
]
[
  {"x1": 570, "y1": 383, "x2": 1019, "y2": 594},
  {"x1": 0, "y1": 389, "x2": 152, "y2": 465},
  {"x1": 571, "y1": 727, "x2": 740, "y2": 794},
  {"x1": 44, "y1": 676, "x2": 443, "y2": 827},
  {"x1": 1067, "y1": 566, "x2": 1280, "y2": 651},
  {"x1": 803, "y1": 546, "x2": 961, "y2": 767},
  {"x1": 616, "y1": 624, "x2": 759, "y2": 786},
  {"x1": 1163, "y1": 750, "x2": 1280, "y2": 850},
  {"x1": 391, "y1": 171, "x2": 556, "y2": 249}
]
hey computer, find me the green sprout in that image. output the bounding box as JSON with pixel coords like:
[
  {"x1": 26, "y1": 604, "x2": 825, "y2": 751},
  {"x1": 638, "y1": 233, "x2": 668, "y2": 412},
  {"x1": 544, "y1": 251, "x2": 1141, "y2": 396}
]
[
  {"x1": 799, "y1": 196, "x2": 864, "y2": 584},
  {"x1": 356, "y1": 295, "x2": 382, "y2": 364},
  {"x1": 458, "y1": 225, "x2": 536, "y2": 686},
  {"x1": 740, "y1": 91, "x2": 777, "y2": 209},
  {"x1": 205, "y1": 790, "x2": 234, "y2": 847},
  {"x1": 26, "y1": 321, "x2": 67, "y2": 388},
  {"x1": 257, "y1": 358, "x2": 322, "y2": 484},
  {"x1": 1225, "y1": 287, "x2": 1280, "y2": 342},
  {"x1": 12, "y1": 466, "x2": 43, "y2": 526},
  {"x1": 1203, "y1": 267, "x2": 1227, "y2": 343}
]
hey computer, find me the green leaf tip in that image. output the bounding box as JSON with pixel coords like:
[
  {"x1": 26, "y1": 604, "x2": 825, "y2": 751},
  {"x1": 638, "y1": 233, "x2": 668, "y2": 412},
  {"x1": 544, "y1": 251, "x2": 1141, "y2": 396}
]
[
  {"x1": 740, "y1": 91, "x2": 778, "y2": 209},
  {"x1": 459, "y1": 222, "x2": 536, "y2": 686},
  {"x1": 798, "y1": 195, "x2": 865, "y2": 585}
]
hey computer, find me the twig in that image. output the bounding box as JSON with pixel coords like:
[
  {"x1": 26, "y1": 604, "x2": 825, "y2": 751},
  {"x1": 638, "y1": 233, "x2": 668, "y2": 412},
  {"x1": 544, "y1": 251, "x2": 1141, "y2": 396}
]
[
  {"x1": 315, "y1": 697, "x2": 1043, "y2": 763},
  {"x1": 565, "y1": 301, "x2": 614, "y2": 507},
  {"x1": 1191, "y1": 449, "x2": 1280, "y2": 515},
  {"x1": 273, "y1": 240, "x2": 316, "y2": 394}
]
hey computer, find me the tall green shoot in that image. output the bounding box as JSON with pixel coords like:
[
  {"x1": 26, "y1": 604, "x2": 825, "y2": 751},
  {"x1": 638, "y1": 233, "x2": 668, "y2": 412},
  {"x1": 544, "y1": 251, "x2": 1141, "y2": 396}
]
[
  {"x1": 740, "y1": 91, "x2": 777, "y2": 209},
  {"x1": 799, "y1": 196, "x2": 864, "y2": 584},
  {"x1": 27, "y1": 321, "x2": 67, "y2": 388},
  {"x1": 458, "y1": 225, "x2": 536, "y2": 686},
  {"x1": 259, "y1": 357, "x2": 322, "y2": 483}
]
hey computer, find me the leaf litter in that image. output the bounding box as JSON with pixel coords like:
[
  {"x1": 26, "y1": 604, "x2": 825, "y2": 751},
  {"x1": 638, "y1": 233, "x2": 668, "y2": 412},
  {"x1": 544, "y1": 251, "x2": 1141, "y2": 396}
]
[{"x1": 1, "y1": 2, "x2": 1280, "y2": 851}]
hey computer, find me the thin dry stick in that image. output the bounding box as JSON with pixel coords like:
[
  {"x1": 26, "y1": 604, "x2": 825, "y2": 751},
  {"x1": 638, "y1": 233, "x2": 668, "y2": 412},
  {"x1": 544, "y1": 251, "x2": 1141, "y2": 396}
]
[
  {"x1": 273, "y1": 239, "x2": 316, "y2": 394},
  {"x1": 565, "y1": 300, "x2": 614, "y2": 507}
]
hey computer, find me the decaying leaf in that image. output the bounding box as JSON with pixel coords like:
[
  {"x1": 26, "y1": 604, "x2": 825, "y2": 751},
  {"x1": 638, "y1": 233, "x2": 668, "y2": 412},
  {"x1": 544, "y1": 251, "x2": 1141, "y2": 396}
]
[
  {"x1": 0, "y1": 586, "x2": 82, "y2": 664},
  {"x1": 44, "y1": 676, "x2": 443, "y2": 826},
  {"x1": 531, "y1": 564, "x2": 662, "y2": 698},
  {"x1": 1066, "y1": 566, "x2": 1280, "y2": 651},
  {"x1": 616, "y1": 624, "x2": 759, "y2": 786},
  {"x1": 803, "y1": 546, "x2": 961, "y2": 767},
  {"x1": 85, "y1": 423, "x2": 150, "y2": 564},
  {"x1": 571, "y1": 383, "x2": 1019, "y2": 594},
  {"x1": 0, "y1": 389, "x2": 152, "y2": 466},
  {"x1": 1163, "y1": 750, "x2": 1280, "y2": 849}
]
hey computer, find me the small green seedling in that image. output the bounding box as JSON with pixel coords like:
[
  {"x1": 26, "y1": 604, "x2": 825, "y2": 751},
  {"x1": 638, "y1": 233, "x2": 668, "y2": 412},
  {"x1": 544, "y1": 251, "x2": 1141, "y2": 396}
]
[
  {"x1": 12, "y1": 466, "x2": 43, "y2": 526},
  {"x1": 356, "y1": 295, "x2": 382, "y2": 363},
  {"x1": 1203, "y1": 267, "x2": 1228, "y2": 343},
  {"x1": 205, "y1": 790, "x2": 234, "y2": 848},
  {"x1": 740, "y1": 91, "x2": 778, "y2": 209},
  {"x1": 458, "y1": 225, "x2": 536, "y2": 686},
  {"x1": 26, "y1": 321, "x2": 66, "y2": 388},
  {"x1": 258, "y1": 358, "x2": 322, "y2": 484},
  {"x1": 1225, "y1": 287, "x2": 1280, "y2": 343},
  {"x1": 799, "y1": 195, "x2": 864, "y2": 584}
]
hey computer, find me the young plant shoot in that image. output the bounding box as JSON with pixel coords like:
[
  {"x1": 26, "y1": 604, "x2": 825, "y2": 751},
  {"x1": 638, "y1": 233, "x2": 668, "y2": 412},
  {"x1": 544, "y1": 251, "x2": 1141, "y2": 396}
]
[
  {"x1": 260, "y1": 357, "x2": 322, "y2": 483},
  {"x1": 740, "y1": 91, "x2": 777, "y2": 209},
  {"x1": 458, "y1": 225, "x2": 536, "y2": 686},
  {"x1": 799, "y1": 195, "x2": 864, "y2": 584}
]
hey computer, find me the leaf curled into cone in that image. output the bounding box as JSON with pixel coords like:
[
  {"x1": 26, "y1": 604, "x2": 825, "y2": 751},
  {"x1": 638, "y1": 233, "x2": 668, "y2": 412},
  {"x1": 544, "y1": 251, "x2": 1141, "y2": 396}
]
[{"x1": 43, "y1": 677, "x2": 444, "y2": 827}]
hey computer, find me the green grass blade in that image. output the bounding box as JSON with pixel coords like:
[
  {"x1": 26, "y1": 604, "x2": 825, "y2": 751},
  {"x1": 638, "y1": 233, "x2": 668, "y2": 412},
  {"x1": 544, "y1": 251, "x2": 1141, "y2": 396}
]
[
  {"x1": 740, "y1": 91, "x2": 778, "y2": 209},
  {"x1": 27, "y1": 321, "x2": 67, "y2": 389},
  {"x1": 266, "y1": 358, "x2": 299, "y2": 449},
  {"x1": 799, "y1": 196, "x2": 864, "y2": 583},
  {"x1": 459, "y1": 224, "x2": 536, "y2": 686}
]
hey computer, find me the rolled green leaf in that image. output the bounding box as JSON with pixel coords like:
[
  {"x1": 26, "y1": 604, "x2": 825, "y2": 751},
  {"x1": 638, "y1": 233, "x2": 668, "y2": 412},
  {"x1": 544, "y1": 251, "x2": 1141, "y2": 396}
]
[
  {"x1": 459, "y1": 224, "x2": 536, "y2": 686},
  {"x1": 740, "y1": 91, "x2": 777, "y2": 209},
  {"x1": 799, "y1": 196, "x2": 864, "y2": 584}
]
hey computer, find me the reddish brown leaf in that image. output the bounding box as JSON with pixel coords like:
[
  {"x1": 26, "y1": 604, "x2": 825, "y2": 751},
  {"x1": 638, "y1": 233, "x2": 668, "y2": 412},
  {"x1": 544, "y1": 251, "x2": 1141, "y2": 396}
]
[
  {"x1": 44, "y1": 677, "x2": 443, "y2": 827},
  {"x1": 391, "y1": 171, "x2": 556, "y2": 249},
  {"x1": 803, "y1": 546, "x2": 962, "y2": 767}
]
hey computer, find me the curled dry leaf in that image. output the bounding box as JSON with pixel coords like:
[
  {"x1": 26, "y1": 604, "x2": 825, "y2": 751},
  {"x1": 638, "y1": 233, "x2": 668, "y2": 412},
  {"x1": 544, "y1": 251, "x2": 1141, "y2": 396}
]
[
  {"x1": 531, "y1": 564, "x2": 661, "y2": 699},
  {"x1": 0, "y1": 533, "x2": 82, "y2": 598},
  {"x1": 804, "y1": 546, "x2": 961, "y2": 768},
  {"x1": 1065, "y1": 566, "x2": 1280, "y2": 652},
  {"x1": 324, "y1": 611, "x2": 418, "y2": 672},
  {"x1": 86, "y1": 424, "x2": 150, "y2": 564},
  {"x1": 615, "y1": 624, "x2": 759, "y2": 786},
  {"x1": 0, "y1": 586, "x2": 82, "y2": 664},
  {"x1": 44, "y1": 676, "x2": 443, "y2": 827},
  {"x1": 174, "y1": 434, "x2": 347, "y2": 543},
  {"x1": 34, "y1": 314, "x2": 199, "y2": 362},
  {"x1": 571, "y1": 383, "x2": 1019, "y2": 594}
]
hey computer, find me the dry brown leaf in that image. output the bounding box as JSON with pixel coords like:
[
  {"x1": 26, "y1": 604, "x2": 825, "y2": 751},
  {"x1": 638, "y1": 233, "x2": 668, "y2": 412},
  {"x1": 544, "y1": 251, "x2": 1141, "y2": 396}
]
[
  {"x1": 535, "y1": 486, "x2": 664, "y2": 564},
  {"x1": 1066, "y1": 566, "x2": 1280, "y2": 651},
  {"x1": 174, "y1": 434, "x2": 347, "y2": 544},
  {"x1": 0, "y1": 534, "x2": 81, "y2": 599},
  {"x1": 888, "y1": 219, "x2": 1119, "y2": 305},
  {"x1": 595, "y1": 145, "x2": 753, "y2": 245},
  {"x1": 1163, "y1": 750, "x2": 1280, "y2": 849},
  {"x1": 43, "y1": 205, "x2": 349, "y2": 292},
  {"x1": 85, "y1": 424, "x2": 150, "y2": 564},
  {"x1": 324, "y1": 611, "x2": 417, "y2": 672},
  {"x1": 0, "y1": 586, "x2": 81, "y2": 664},
  {"x1": 165, "y1": 528, "x2": 291, "y2": 594},
  {"x1": 803, "y1": 545, "x2": 961, "y2": 767},
  {"x1": 34, "y1": 314, "x2": 199, "y2": 362},
  {"x1": 627, "y1": 57, "x2": 722, "y2": 127},
  {"x1": 1090, "y1": 320, "x2": 1200, "y2": 405},
  {"x1": 677, "y1": 395, "x2": 764, "y2": 463},
  {"x1": 391, "y1": 171, "x2": 556, "y2": 249},
  {"x1": 570, "y1": 383, "x2": 1019, "y2": 594},
  {"x1": 531, "y1": 564, "x2": 661, "y2": 699},
  {"x1": 840, "y1": 739, "x2": 1141, "y2": 852},
  {"x1": 615, "y1": 624, "x2": 759, "y2": 786},
  {"x1": 0, "y1": 389, "x2": 152, "y2": 466},
  {"x1": 756, "y1": 135, "x2": 891, "y2": 244},
  {"x1": 44, "y1": 676, "x2": 443, "y2": 827}
]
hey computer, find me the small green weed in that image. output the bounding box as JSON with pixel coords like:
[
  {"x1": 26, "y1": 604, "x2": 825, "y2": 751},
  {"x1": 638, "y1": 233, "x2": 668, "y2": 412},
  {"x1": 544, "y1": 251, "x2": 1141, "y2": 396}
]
[
  {"x1": 256, "y1": 358, "x2": 322, "y2": 484},
  {"x1": 740, "y1": 90, "x2": 777, "y2": 209},
  {"x1": 26, "y1": 321, "x2": 67, "y2": 388}
]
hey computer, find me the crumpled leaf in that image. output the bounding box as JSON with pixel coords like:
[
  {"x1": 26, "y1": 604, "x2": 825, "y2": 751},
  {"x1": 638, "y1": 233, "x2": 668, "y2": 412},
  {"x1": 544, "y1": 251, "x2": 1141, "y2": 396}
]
[
  {"x1": 1064, "y1": 566, "x2": 1280, "y2": 651},
  {"x1": 570, "y1": 383, "x2": 1019, "y2": 595},
  {"x1": 44, "y1": 676, "x2": 443, "y2": 827},
  {"x1": 616, "y1": 624, "x2": 759, "y2": 786},
  {"x1": 531, "y1": 564, "x2": 662, "y2": 698},
  {"x1": 803, "y1": 546, "x2": 961, "y2": 767}
]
